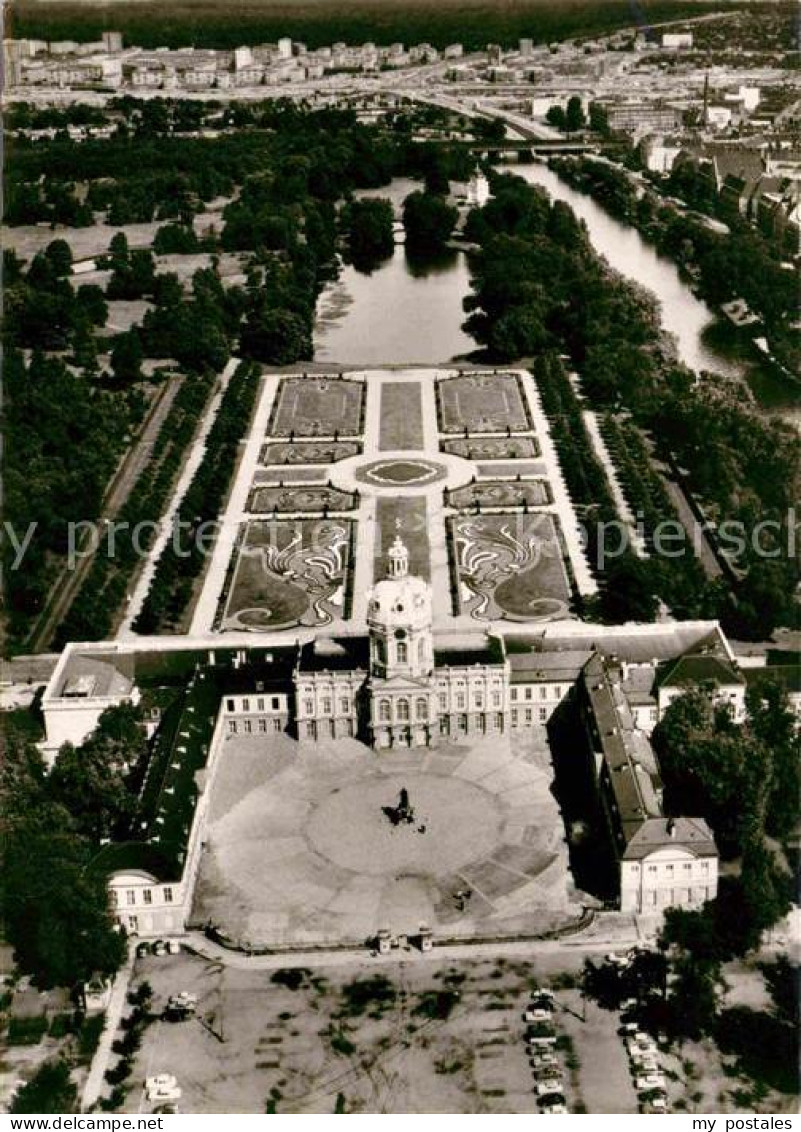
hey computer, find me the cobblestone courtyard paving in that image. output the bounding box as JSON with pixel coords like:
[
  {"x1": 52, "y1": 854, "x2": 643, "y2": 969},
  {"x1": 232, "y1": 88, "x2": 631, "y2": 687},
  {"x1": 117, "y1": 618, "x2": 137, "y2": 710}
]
[{"x1": 193, "y1": 730, "x2": 581, "y2": 948}]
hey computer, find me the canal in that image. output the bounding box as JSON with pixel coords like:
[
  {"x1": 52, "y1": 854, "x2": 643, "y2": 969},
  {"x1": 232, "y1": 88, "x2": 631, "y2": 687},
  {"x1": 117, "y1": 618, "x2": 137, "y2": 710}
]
[{"x1": 313, "y1": 165, "x2": 798, "y2": 424}]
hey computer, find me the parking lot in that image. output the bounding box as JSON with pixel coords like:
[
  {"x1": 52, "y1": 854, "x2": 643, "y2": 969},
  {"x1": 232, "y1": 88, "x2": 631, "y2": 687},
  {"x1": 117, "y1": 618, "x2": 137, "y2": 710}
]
[{"x1": 113, "y1": 948, "x2": 636, "y2": 1115}]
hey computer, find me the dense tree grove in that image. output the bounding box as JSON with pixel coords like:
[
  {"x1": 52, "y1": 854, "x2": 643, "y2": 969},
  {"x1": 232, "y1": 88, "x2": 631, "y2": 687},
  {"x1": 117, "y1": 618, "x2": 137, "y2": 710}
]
[
  {"x1": 551, "y1": 156, "x2": 800, "y2": 379},
  {"x1": 342, "y1": 197, "x2": 396, "y2": 268},
  {"x1": 0, "y1": 711, "x2": 141, "y2": 987},
  {"x1": 10, "y1": 0, "x2": 714, "y2": 53},
  {"x1": 402, "y1": 190, "x2": 459, "y2": 251},
  {"x1": 133, "y1": 362, "x2": 263, "y2": 633},
  {"x1": 534, "y1": 354, "x2": 659, "y2": 623},
  {"x1": 9, "y1": 1061, "x2": 78, "y2": 1114},
  {"x1": 462, "y1": 171, "x2": 800, "y2": 637},
  {"x1": 5, "y1": 101, "x2": 465, "y2": 651},
  {"x1": 653, "y1": 679, "x2": 797, "y2": 989},
  {"x1": 2, "y1": 349, "x2": 142, "y2": 648}
]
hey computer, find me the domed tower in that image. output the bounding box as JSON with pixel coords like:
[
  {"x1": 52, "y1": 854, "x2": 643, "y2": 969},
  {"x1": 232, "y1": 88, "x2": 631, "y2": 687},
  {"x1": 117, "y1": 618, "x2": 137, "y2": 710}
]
[{"x1": 367, "y1": 536, "x2": 433, "y2": 681}]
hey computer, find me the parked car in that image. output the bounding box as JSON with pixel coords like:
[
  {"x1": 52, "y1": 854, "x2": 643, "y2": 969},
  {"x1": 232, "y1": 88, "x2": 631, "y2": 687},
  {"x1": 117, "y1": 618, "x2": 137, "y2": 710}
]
[
  {"x1": 166, "y1": 940, "x2": 181, "y2": 954},
  {"x1": 541, "y1": 1103, "x2": 568, "y2": 1114},
  {"x1": 168, "y1": 992, "x2": 197, "y2": 1008},
  {"x1": 642, "y1": 1097, "x2": 668, "y2": 1113},
  {"x1": 635, "y1": 1074, "x2": 666, "y2": 1092},
  {"x1": 136, "y1": 942, "x2": 151, "y2": 959},
  {"x1": 152, "y1": 940, "x2": 167, "y2": 957},
  {"x1": 627, "y1": 1038, "x2": 657, "y2": 1057},
  {"x1": 606, "y1": 952, "x2": 630, "y2": 968},
  {"x1": 525, "y1": 1008, "x2": 553, "y2": 1023},
  {"x1": 631, "y1": 1057, "x2": 659, "y2": 1075},
  {"x1": 527, "y1": 1036, "x2": 558, "y2": 1047},
  {"x1": 146, "y1": 1074, "x2": 177, "y2": 1091},
  {"x1": 148, "y1": 1085, "x2": 182, "y2": 1104},
  {"x1": 529, "y1": 1053, "x2": 558, "y2": 1067},
  {"x1": 536, "y1": 1081, "x2": 564, "y2": 1097},
  {"x1": 532, "y1": 1064, "x2": 562, "y2": 1081}
]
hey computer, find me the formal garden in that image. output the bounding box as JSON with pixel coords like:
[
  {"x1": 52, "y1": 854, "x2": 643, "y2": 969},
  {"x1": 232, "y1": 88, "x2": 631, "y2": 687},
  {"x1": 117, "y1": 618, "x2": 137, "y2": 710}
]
[
  {"x1": 221, "y1": 518, "x2": 354, "y2": 630},
  {"x1": 449, "y1": 512, "x2": 572, "y2": 621}
]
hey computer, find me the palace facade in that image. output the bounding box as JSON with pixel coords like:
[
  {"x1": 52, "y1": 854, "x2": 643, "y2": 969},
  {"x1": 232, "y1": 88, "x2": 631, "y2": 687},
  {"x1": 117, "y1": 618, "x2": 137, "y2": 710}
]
[{"x1": 38, "y1": 539, "x2": 752, "y2": 931}]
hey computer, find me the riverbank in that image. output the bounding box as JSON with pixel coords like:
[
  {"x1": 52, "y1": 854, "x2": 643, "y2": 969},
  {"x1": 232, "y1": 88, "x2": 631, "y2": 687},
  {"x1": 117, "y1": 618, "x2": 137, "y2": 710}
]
[{"x1": 544, "y1": 156, "x2": 800, "y2": 417}]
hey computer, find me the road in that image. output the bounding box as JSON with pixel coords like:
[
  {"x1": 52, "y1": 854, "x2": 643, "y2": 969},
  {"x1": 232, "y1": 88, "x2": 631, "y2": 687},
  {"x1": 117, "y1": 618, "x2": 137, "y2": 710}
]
[{"x1": 26, "y1": 374, "x2": 182, "y2": 652}]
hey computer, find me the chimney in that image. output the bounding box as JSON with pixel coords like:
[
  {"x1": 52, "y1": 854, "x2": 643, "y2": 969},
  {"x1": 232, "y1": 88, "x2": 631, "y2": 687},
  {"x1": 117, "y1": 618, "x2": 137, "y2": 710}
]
[{"x1": 667, "y1": 817, "x2": 676, "y2": 838}]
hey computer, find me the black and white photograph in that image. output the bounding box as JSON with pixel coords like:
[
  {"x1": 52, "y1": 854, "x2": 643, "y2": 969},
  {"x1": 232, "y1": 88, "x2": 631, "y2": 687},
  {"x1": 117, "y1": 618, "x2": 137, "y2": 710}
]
[{"x1": 1, "y1": 0, "x2": 799, "y2": 1121}]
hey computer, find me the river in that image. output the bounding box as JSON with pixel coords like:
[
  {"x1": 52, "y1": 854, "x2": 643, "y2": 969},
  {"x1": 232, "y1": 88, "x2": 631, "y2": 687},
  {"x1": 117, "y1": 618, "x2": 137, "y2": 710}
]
[{"x1": 313, "y1": 165, "x2": 799, "y2": 424}]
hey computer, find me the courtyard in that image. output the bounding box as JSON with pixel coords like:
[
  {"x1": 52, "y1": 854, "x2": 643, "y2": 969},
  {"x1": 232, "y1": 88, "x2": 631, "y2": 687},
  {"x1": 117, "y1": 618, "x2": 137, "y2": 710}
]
[{"x1": 192, "y1": 730, "x2": 580, "y2": 950}]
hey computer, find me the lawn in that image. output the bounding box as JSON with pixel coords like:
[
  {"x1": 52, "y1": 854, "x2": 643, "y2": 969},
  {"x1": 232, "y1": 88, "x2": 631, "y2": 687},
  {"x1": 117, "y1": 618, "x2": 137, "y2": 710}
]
[
  {"x1": 449, "y1": 513, "x2": 571, "y2": 620},
  {"x1": 375, "y1": 496, "x2": 430, "y2": 580},
  {"x1": 356, "y1": 458, "x2": 447, "y2": 487},
  {"x1": 270, "y1": 376, "x2": 364, "y2": 438},
  {"x1": 442, "y1": 437, "x2": 539, "y2": 460},
  {"x1": 378, "y1": 381, "x2": 425, "y2": 451},
  {"x1": 248, "y1": 485, "x2": 356, "y2": 514},
  {"x1": 260, "y1": 440, "x2": 361, "y2": 465},
  {"x1": 438, "y1": 373, "x2": 530, "y2": 434},
  {"x1": 222, "y1": 518, "x2": 353, "y2": 630},
  {"x1": 449, "y1": 480, "x2": 552, "y2": 510}
]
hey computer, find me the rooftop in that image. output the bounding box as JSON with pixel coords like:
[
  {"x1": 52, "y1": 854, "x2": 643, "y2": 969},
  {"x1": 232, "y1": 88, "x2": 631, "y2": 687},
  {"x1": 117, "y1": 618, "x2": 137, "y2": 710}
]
[
  {"x1": 297, "y1": 636, "x2": 370, "y2": 673},
  {"x1": 623, "y1": 817, "x2": 718, "y2": 860},
  {"x1": 508, "y1": 648, "x2": 592, "y2": 683},
  {"x1": 56, "y1": 650, "x2": 135, "y2": 700}
]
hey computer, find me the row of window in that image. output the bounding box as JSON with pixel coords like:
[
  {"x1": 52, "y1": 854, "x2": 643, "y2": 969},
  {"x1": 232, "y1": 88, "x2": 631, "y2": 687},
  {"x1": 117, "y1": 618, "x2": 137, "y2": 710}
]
[
  {"x1": 228, "y1": 718, "x2": 283, "y2": 734},
  {"x1": 511, "y1": 706, "x2": 551, "y2": 725},
  {"x1": 112, "y1": 886, "x2": 174, "y2": 907},
  {"x1": 376, "y1": 697, "x2": 429, "y2": 722},
  {"x1": 643, "y1": 861, "x2": 711, "y2": 875},
  {"x1": 301, "y1": 696, "x2": 352, "y2": 717},
  {"x1": 511, "y1": 684, "x2": 563, "y2": 702},
  {"x1": 226, "y1": 696, "x2": 283, "y2": 714},
  {"x1": 438, "y1": 690, "x2": 503, "y2": 710},
  {"x1": 641, "y1": 887, "x2": 711, "y2": 906},
  {"x1": 303, "y1": 720, "x2": 355, "y2": 738}
]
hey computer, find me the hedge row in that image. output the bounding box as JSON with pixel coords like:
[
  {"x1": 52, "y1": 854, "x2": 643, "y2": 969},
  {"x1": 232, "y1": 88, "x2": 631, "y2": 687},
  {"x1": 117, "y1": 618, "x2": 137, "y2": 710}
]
[{"x1": 133, "y1": 361, "x2": 262, "y2": 633}]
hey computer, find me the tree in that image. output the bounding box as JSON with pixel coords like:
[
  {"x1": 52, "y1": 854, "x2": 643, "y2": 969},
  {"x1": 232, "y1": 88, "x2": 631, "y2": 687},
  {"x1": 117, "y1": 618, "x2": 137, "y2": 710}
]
[
  {"x1": 50, "y1": 704, "x2": 146, "y2": 841},
  {"x1": 110, "y1": 330, "x2": 143, "y2": 384},
  {"x1": 589, "y1": 102, "x2": 610, "y2": 135},
  {"x1": 44, "y1": 238, "x2": 73, "y2": 278},
  {"x1": 546, "y1": 105, "x2": 567, "y2": 131},
  {"x1": 402, "y1": 190, "x2": 459, "y2": 252},
  {"x1": 343, "y1": 198, "x2": 395, "y2": 268},
  {"x1": 10, "y1": 1061, "x2": 77, "y2": 1114},
  {"x1": 2, "y1": 801, "x2": 126, "y2": 986},
  {"x1": 241, "y1": 305, "x2": 311, "y2": 365},
  {"x1": 108, "y1": 231, "x2": 130, "y2": 270},
  {"x1": 153, "y1": 223, "x2": 199, "y2": 255},
  {"x1": 76, "y1": 283, "x2": 108, "y2": 327},
  {"x1": 566, "y1": 96, "x2": 586, "y2": 133}
]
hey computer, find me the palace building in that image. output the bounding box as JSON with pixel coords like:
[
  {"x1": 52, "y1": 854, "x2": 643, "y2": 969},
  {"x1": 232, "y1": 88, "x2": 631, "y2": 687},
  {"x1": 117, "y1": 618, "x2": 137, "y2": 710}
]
[{"x1": 38, "y1": 539, "x2": 747, "y2": 931}]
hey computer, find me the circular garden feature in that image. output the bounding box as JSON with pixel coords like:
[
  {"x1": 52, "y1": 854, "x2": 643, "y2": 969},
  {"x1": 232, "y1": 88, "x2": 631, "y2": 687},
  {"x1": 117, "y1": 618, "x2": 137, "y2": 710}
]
[{"x1": 355, "y1": 458, "x2": 447, "y2": 487}]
